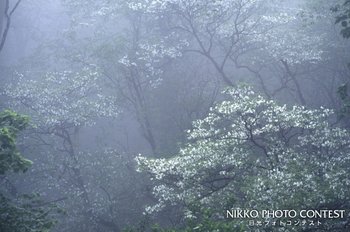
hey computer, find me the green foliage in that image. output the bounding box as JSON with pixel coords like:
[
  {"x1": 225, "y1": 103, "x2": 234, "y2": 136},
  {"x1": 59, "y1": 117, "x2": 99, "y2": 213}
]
[
  {"x1": 0, "y1": 110, "x2": 59, "y2": 232},
  {"x1": 0, "y1": 194, "x2": 60, "y2": 232},
  {"x1": 334, "y1": 1, "x2": 350, "y2": 119},
  {"x1": 332, "y1": 0, "x2": 350, "y2": 38},
  {"x1": 0, "y1": 110, "x2": 31, "y2": 174},
  {"x1": 337, "y1": 83, "x2": 350, "y2": 117}
]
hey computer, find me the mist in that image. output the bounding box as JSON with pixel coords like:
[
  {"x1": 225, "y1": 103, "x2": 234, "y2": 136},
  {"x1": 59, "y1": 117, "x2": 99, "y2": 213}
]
[{"x1": 1, "y1": 0, "x2": 350, "y2": 231}]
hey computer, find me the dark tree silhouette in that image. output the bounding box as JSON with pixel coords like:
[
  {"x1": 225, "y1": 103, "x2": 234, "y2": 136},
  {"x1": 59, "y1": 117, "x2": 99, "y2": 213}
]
[{"x1": 0, "y1": 0, "x2": 22, "y2": 54}]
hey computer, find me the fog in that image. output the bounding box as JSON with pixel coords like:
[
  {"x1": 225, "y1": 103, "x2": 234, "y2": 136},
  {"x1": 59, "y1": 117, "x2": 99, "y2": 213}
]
[{"x1": 1, "y1": 0, "x2": 350, "y2": 231}]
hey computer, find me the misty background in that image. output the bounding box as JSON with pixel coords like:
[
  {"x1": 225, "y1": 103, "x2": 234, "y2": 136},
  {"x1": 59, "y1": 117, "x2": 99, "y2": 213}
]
[{"x1": 0, "y1": 0, "x2": 350, "y2": 231}]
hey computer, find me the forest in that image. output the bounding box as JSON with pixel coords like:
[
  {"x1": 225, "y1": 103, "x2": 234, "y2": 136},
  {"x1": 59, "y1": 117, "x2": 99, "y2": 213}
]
[{"x1": 0, "y1": 0, "x2": 350, "y2": 231}]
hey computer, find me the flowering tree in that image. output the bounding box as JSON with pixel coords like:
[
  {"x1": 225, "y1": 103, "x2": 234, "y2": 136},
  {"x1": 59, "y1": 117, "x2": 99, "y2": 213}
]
[
  {"x1": 60, "y1": 0, "x2": 189, "y2": 153},
  {"x1": 57, "y1": 0, "x2": 332, "y2": 157},
  {"x1": 4, "y1": 67, "x2": 117, "y2": 127},
  {"x1": 136, "y1": 86, "x2": 350, "y2": 230},
  {"x1": 63, "y1": 0, "x2": 327, "y2": 109},
  {"x1": 3, "y1": 67, "x2": 122, "y2": 231},
  {"x1": 124, "y1": 0, "x2": 324, "y2": 88}
]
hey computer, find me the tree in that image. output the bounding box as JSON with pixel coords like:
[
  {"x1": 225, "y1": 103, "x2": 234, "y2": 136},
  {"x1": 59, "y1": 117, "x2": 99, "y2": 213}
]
[
  {"x1": 136, "y1": 86, "x2": 350, "y2": 231},
  {"x1": 123, "y1": 0, "x2": 324, "y2": 89},
  {"x1": 55, "y1": 0, "x2": 187, "y2": 154},
  {"x1": 0, "y1": 110, "x2": 31, "y2": 174},
  {"x1": 4, "y1": 67, "x2": 121, "y2": 231},
  {"x1": 0, "y1": 110, "x2": 58, "y2": 232},
  {"x1": 332, "y1": 0, "x2": 350, "y2": 122},
  {"x1": 63, "y1": 0, "x2": 326, "y2": 109}
]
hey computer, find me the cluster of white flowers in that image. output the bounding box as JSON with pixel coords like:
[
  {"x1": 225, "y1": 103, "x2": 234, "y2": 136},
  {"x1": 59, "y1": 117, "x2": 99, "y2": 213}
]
[
  {"x1": 118, "y1": 37, "x2": 187, "y2": 87},
  {"x1": 136, "y1": 86, "x2": 350, "y2": 218},
  {"x1": 4, "y1": 66, "x2": 119, "y2": 127},
  {"x1": 125, "y1": 0, "x2": 325, "y2": 66}
]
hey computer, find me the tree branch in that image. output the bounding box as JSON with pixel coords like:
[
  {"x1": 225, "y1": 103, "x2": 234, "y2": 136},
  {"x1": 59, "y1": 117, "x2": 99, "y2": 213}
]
[{"x1": 0, "y1": 0, "x2": 22, "y2": 53}]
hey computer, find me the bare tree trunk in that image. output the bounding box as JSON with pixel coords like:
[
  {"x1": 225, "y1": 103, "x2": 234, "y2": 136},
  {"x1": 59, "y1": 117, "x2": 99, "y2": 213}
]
[
  {"x1": 281, "y1": 59, "x2": 307, "y2": 105},
  {"x1": 0, "y1": 0, "x2": 5, "y2": 37},
  {"x1": 0, "y1": 0, "x2": 22, "y2": 54}
]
